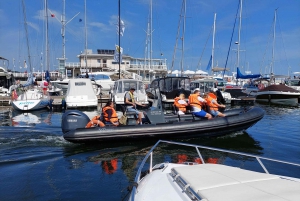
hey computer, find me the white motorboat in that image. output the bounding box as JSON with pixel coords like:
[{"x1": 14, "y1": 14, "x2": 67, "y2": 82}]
[
  {"x1": 255, "y1": 84, "x2": 300, "y2": 106},
  {"x1": 51, "y1": 78, "x2": 101, "y2": 95},
  {"x1": 128, "y1": 140, "x2": 300, "y2": 201},
  {"x1": 51, "y1": 78, "x2": 70, "y2": 89},
  {"x1": 65, "y1": 78, "x2": 98, "y2": 108},
  {"x1": 111, "y1": 79, "x2": 148, "y2": 110},
  {"x1": 80, "y1": 72, "x2": 115, "y2": 92}
]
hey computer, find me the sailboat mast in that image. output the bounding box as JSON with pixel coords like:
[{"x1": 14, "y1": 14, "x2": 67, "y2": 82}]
[
  {"x1": 62, "y1": 0, "x2": 66, "y2": 60},
  {"x1": 84, "y1": 0, "x2": 87, "y2": 70},
  {"x1": 180, "y1": 0, "x2": 186, "y2": 76},
  {"x1": 150, "y1": 0, "x2": 153, "y2": 80},
  {"x1": 118, "y1": 0, "x2": 121, "y2": 79},
  {"x1": 45, "y1": 0, "x2": 49, "y2": 72},
  {"x1": 21, "y1": 0, "x2": 32, "y2": 72},
  {"x1": 211, "y1": 13, "x2": 216, "y2": 74},
  {"x1": 271, "y1": 9, "x2": 277, "y2": 74},
  {"x1": 237, "y1": 0, "x2": 242, "y2": 68}
]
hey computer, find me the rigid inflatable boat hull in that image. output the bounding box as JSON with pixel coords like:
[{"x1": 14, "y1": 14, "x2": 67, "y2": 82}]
[{"x1": 63, "y1": 107, "x2": 264, "y2": 143}]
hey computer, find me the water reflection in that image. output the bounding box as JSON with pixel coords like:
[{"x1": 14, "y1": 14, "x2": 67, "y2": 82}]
[
  {"x1": 10, "y1": 109, "x2": 52, "y2": 127},
  {"x1": 62, "y1": 131, "x2": 263, "y2": 182}
]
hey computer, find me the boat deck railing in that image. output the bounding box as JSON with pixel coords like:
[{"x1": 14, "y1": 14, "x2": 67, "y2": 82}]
[{"x1": 130, "y1": 140, "x2": 300, "y2": 201}]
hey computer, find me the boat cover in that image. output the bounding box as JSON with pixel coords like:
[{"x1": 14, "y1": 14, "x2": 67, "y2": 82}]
[{"x1": 236, "y1": 67, "x2": 261, "y2": 79}]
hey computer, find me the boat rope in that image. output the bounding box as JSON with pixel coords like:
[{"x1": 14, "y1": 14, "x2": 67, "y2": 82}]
[
  {"x1": 196, "y1": 26, "x2": 213, "y2": 71},
  {"x1": 222, "y1": 0, "x2": 240, "y2": 78}
]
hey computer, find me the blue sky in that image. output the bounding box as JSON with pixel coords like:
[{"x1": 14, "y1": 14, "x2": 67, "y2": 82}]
[{"x1": 0, "y1": 0, "x2": 299, "y2": 76}]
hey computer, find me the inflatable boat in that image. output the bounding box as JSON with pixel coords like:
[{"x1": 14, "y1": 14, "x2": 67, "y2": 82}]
[{"x1": 61, "y1": 106, "x2": 264, "y2": 143}]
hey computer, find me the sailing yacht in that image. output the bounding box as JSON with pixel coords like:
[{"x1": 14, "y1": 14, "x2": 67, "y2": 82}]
[
  {"x1": 11, "y1": 0, "x2": 50, "y2": 111},
  {"x1": 256, "y1": 10, "x2": 300, "y2": 106}
]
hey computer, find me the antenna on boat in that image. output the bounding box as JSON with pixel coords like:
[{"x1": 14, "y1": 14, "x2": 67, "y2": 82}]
[{"x1": 50, "y1": 0, "x2": 80, "y2": 77}]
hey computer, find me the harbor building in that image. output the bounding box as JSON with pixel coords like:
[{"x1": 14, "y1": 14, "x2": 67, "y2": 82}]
[{"x1": 65, "y1": 49, "x2": 168, "y2": 81}]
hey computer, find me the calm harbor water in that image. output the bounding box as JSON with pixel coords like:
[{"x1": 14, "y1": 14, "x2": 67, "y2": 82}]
[{"x1": 0, "y1": 103, "x2": 299, "y2": 201}]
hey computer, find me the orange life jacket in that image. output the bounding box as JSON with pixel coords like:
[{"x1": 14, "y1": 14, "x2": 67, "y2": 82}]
[
  {"x1": 208, "y1": 92, "x2": 217, "y2": 100},
  {"x1": 188, "y1": 94, "x2": 202, "y2": 109},
  {"x1": 85, "y1": 115, "x2": 105, "y2": 128},
  {"x1": 103, "y1": 106, "x2": 119, "y2": 122},
  {"x1": 173, "y1": 97, "x2": 187, "y2": 112},
  {"x1": 205, "y1": 95, "x2": 219, "y2": 111}
]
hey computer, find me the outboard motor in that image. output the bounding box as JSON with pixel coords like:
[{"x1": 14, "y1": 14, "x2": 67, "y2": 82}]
[{"x1": 61, "y1": 110, "x2": 90, "y2": 134}]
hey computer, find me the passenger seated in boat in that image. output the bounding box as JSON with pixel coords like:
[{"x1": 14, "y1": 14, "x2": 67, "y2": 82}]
[
  {"x1": 85, "y1": 115, "x2": 105, "y2": 128},
  {"x1": 188, "y1": 89, "x2": 212, "y2": 119},
  {"x1": 124, "y1": 87, "x2": 144, "y2": 125},
  {"x1": 204, "y1": 93, "x2": 226, "y2": 117},
  {"x1": 174, "y1": 93, "x2": 188, "y2": 115},
  {"x1": 102, "y1": 100, "x2": 119, "y2": 126}
]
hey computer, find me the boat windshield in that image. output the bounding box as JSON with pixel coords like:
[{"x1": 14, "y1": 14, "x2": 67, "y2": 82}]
[
  {"x1": 158, "y1": 77, "x2": 190, "y2": 92},
  {"x1": 285, "y1": 79, "x2": 300, "y2": 86},
  {"x1": 117, "y1": 81, "x2": 145, "y2": 93},
  {"x1": 90, "y1": 74, "x2": 110, "y2": 80},
  {"x1": 190, "y1": 80, "x2": 214, "y2": 93}
]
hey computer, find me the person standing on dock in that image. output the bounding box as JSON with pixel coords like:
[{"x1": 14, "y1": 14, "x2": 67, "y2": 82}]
[{"x1": 188, "y1": 89, "x2": 212, "y2": 119}]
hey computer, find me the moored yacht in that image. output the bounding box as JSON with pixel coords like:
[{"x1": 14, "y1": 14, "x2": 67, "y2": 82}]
[{"x1": 255, "y1": 84, "x2": 300, "y2": 106}]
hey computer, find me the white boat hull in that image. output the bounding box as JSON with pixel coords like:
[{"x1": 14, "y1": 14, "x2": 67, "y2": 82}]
[{"x1": 12, "y1": 99, "x2": 49, "y2": 111}]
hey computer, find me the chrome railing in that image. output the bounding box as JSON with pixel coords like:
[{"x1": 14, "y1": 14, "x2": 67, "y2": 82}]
[{"x1": 130, "y1": 140, "x2": 300, "y2": 201}]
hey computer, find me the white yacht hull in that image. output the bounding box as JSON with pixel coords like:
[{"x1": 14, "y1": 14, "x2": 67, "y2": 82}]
[{"x1": 12, "y1": 99, "x2": 49, "y2": 111}]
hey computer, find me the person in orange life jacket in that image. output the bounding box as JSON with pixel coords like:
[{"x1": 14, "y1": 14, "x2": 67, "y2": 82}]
[
  {"x1": 85, "y1": 115, "x2": 105, "y2": 128},
  {"x1": 203, "y1": 93, "x2": 226, "y2": 117},
  {"x1": 124, "y1": 87, "x2": 143, "y2": 125},
  {"x1": 174, "y1": 93, "x2": 188, "y2": 115},
  {"x1": 188, "y1": 89, "x2": 212, "y2": 119},
  {"x1": 102, "y1": 100, "x2": 119, "y2": 126}
]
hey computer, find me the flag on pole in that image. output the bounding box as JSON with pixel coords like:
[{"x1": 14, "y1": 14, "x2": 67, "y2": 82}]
[
  {"x1": 24, "y1": 60, "x2": 27, "y2": 68},
  {"x1": 116, "y1": 19, "x2": 125, "y2": 36},
  {"x1": 206, "y1": 55, "x2": 212, "y2": 70},
  {"x1": 114, "y1": 45, "x2": 123, "y2": 63}
]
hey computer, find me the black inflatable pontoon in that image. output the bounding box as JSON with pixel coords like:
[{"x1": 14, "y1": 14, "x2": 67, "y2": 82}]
[{"x1": 61, "y1": 106, "x2": 264, "y2": 143}]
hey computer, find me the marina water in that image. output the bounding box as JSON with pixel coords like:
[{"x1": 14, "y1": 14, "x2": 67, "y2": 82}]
[{"x1": 0, "y1": 104, "x2": 299, "y2": 200}]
